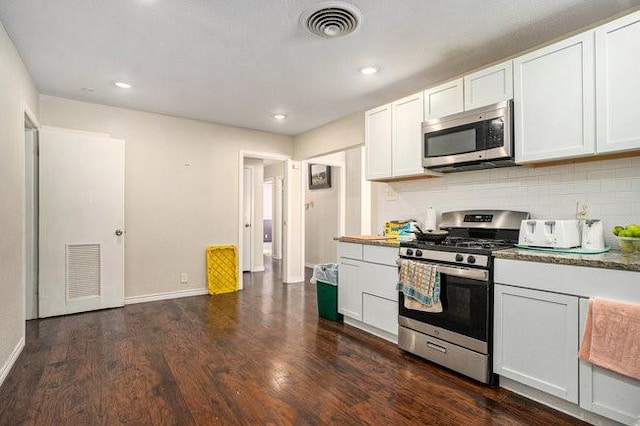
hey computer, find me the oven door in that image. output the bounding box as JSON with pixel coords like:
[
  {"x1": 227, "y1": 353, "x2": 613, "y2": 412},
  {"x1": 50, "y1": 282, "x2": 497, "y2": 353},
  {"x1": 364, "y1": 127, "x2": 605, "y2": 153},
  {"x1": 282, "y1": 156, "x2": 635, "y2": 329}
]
[{"x1": 398, "y1": 261, "x2": 490, "y2": 352}]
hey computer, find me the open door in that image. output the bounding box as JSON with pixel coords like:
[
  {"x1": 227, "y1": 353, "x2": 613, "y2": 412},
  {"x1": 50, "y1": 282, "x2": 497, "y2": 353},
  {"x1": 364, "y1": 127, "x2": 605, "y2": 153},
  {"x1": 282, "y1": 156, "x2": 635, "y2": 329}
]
[
  {"x1": 39, "y1": 126, "x2": 125, "y2": 317},
  {"x1": 283, "y1": 159, "x2": 304, "y2": 283},
  {"x1": 242, "y1": 167, "x2": 252, "y2": 272}
]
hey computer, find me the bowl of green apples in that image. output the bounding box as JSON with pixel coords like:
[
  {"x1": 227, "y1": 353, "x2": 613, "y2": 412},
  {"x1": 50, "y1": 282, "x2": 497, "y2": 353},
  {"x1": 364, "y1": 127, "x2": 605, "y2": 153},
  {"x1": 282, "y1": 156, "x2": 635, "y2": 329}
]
[{"x1": 612, "y1": 224, "x2": 640, "y2": 253}]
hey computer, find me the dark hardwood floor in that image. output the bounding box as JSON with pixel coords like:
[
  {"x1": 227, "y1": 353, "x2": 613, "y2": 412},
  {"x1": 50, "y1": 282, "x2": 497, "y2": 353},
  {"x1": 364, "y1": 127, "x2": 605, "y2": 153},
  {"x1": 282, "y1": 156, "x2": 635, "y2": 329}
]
[{"x1": 0, "y1": 257, "x2": 586, "y2": 425}]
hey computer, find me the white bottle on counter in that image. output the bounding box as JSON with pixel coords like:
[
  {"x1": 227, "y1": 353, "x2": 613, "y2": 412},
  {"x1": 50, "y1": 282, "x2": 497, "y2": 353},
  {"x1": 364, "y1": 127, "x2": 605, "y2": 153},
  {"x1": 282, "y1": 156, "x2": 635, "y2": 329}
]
[{"x1": 425, "y1": 207, "x2": 436, "y2": 230}]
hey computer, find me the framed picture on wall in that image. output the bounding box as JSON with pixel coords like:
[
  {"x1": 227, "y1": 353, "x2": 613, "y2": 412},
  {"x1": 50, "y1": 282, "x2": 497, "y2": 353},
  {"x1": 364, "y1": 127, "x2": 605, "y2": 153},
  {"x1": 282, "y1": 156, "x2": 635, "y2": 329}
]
[{"x1": 308, "y1": 164, "x2": 331, "y2": 190}]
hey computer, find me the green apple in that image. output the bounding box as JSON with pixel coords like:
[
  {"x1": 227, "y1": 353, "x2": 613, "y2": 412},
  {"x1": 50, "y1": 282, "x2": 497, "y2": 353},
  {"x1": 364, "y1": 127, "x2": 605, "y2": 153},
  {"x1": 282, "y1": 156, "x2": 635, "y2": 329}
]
[
  {"x1": 626, "y1": 224, "x2": 640, "y2": 238},
  {"x1": 612, "y1": 225, "x2": 625, "y2": 236}
]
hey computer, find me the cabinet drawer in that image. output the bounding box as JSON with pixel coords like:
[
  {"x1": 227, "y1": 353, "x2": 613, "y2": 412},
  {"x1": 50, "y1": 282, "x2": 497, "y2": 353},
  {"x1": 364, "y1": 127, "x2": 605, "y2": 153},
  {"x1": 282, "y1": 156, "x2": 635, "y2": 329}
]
[
  {"x1": 363, "y1": 245, "x2": 398, "y2": 266},
  {"x1": 338, "y1": 242, "x2": 363, "y2": 260},
  {"x1": 362, "y1": 262, "x2": 398, "y2": 300},
  {"x1": 362, "y1": 293, "x2": 398, "y2": 335}
]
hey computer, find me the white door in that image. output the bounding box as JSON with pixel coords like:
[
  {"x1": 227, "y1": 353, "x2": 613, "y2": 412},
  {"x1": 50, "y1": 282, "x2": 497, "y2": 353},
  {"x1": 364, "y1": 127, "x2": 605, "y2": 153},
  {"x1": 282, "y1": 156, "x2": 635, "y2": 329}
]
[
  {"x1": 464, "y1": 60, "x2": 513, "y2": 110},
  {"x1": 423, "y1": 78, "x2": 464, "y2": 120},
  {"x1": 39, "y1": 126, "x2": 125, "y2": 318},
  {"x1": 283, "y1": 160, "x2": 304, "y2": 283},
  {"x1": 272, "y1": 176, "x2": 283, "y2": 260},
  {"x1": 24, "y1": 128, "x2": 38, "y2": 320},
  {"x1": 391, "y1": 92, "x2": 426, "y2": 178},
  {"x1": 493, "y1": 284, "x2": 579, "y2": 403},
  {"x1": 514, "y1": 32, "x2": 595, "y2": 162},
  {"x1": 595, "y1": 10, "x2": 640, "y2": 154},
  {"x1": 242, "y1": 167, "x2": 252, "y2": 272},
  {"x1": 365, "y1": 104, "x2": 392, "y2": 180}
]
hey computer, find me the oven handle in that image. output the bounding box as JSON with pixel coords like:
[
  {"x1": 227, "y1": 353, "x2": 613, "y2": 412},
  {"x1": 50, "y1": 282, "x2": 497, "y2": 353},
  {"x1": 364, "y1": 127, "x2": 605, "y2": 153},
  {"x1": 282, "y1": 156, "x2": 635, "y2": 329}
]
[
  {"x1": 397, "y1": 259, "x2": 489, "y2": 282},
  {"x1": 436, "y1": 264, "x2": 488, "y2": 282}
]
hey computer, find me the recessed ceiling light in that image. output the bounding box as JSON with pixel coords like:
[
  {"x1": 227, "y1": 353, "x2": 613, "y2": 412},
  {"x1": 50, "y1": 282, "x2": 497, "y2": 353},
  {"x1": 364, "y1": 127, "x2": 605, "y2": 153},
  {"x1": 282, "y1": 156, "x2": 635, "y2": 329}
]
[
  {"x1": 114, "y1": 81, "x2": 132, "y2": 89},
  {"x1": 272, "y1": 114, "x2": 288, "y2": 120},
  {"x1": 360, "y1": 66, "x2": 380, "y2": 75}
]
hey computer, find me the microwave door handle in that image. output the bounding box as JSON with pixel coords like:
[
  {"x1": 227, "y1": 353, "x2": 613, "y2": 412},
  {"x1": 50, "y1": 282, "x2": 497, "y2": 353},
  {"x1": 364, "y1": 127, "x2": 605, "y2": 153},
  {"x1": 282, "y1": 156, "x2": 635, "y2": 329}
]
[{"x1": 434, "y1": 265, "x2": 488, "y2": 282}]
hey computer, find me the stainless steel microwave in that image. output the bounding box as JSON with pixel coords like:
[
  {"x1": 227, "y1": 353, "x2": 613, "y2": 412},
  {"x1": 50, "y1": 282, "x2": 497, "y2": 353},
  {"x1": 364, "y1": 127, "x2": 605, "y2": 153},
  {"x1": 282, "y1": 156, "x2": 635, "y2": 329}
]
[{"x1": 422, "y1": 100, "x2": 515, "y2": 173}]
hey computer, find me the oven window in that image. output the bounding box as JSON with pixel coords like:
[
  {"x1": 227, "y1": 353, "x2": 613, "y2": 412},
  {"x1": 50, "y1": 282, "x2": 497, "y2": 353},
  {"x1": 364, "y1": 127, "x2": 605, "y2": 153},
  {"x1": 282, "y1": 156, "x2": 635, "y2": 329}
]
[
  {"x1": 425, "y1": 127, "x2": 477, "y2": 157},
  {"x1": 399, "y1": 274, "x2": 489, "y2": 342}
]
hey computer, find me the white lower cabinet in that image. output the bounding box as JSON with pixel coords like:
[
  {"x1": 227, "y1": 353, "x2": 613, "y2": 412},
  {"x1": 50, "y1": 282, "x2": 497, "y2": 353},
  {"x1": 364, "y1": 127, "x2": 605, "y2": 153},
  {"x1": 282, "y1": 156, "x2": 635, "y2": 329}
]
[
  {"x1": 494, "y1": 284, "x2": 579, "y2": 403},
  {"x1": 494, "y1": 258, "x2": 640, "y2": 425},
  {"x1": 338, "y1": 259, "x2": 363, "y2": 321},
  {"x1": 338, "y1": 242, "x2": 399, "y2": 341},
  {"x1": 578, "y1": 298, "x2": 640, "y2": 425}
]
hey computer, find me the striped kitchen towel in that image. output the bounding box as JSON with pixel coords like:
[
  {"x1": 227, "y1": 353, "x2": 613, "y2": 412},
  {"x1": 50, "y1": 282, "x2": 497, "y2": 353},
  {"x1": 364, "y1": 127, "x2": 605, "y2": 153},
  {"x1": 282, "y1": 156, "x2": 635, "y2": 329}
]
[{"x1": 396, "y1": 259, "x2": 441, "y2": 309}]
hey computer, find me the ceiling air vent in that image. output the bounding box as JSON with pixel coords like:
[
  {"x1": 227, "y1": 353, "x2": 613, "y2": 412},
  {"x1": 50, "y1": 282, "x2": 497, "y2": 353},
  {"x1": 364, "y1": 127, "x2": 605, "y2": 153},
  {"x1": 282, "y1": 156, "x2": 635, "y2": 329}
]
[{"x1": 301, "y1": 2, "x2": 362, "y2": 38}]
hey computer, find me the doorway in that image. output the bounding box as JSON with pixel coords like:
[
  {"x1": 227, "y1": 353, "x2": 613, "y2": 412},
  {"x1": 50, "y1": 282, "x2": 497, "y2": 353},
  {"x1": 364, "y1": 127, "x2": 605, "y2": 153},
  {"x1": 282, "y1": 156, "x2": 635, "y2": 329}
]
[{"x1": 238, "y1": 152, "x2": 304, "y2": 288}]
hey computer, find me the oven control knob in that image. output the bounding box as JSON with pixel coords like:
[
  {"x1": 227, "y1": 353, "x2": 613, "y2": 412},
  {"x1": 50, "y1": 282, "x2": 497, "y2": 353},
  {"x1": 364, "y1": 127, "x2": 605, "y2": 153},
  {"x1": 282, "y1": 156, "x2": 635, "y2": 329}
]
[
  {"x1": 406, "y1": 249, "x2": 413, "y2": 256},
  {"x1": 467, "y1": 255, "x2": 476, "y2": 264},
  {"x1": 415, "y1": 250, "x2": 423, "y2": 257},
  {"x1": 455, "y1": 254, "x2": 464, "y2": 262}
]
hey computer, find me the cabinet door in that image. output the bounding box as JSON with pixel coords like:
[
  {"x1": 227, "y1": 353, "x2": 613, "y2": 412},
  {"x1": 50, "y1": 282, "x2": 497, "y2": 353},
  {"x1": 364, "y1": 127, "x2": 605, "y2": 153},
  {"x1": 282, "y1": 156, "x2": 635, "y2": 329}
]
[
  {"x1": 579, "y1": 298, "x2": 640, "y2": 424},
  {"x1": 338, "y1": 259, "x2": 363, "y2": 320},
  {"x1": 362, "y1": 293, "x2": 398, "y2": 335},
  {"x1": 423, "y1": 78, "x2": 464, "y2": 120},
  {"x1": 596, "y1": 11, "x2": 640, "y2": 154},
  {"x1": 494, "y1": 285, "x2": 579, "y2": 403},
  {"x1": 365, "y1": 104, "x2": 392, "y2": 180},
  {"x1": 464, "y1": 60, "x2": 513, "y2": 110},
  {"x1": 392, "y1": 92, "x2": 426, "y2": 177},
  {"x1": 514, "y1": 32, "x2": 595, "y2": 163}
]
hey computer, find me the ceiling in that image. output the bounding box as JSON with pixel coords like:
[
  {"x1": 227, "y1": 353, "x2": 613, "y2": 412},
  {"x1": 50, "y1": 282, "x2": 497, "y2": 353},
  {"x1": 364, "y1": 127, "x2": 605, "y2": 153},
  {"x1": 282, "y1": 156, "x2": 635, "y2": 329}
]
[{"x1": 1, "y1": 0, "x2": 639, "y2": 136}]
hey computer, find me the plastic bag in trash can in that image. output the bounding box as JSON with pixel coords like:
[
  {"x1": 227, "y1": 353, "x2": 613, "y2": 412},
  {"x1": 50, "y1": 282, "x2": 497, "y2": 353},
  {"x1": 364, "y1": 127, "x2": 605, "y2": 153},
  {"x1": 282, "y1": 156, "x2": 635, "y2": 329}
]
[{"x1": 311, "y1": 263, "x2": 338, "y2": 285}]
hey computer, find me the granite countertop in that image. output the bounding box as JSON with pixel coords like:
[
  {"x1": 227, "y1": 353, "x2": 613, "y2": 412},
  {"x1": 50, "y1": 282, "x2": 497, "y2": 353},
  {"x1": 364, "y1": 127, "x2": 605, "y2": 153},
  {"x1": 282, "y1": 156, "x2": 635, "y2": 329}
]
[
  {"x1": 335, "y1": 236, "x2": 400, "y2": 248},
  {"x1": 494, "y1": 248, "x2": 640, "y2": 272}
]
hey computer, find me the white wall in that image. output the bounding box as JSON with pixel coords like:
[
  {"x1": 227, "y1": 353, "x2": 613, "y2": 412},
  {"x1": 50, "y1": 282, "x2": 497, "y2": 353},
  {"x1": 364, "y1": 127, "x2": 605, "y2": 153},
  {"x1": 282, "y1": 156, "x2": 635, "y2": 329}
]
[
  {"x1": 40, "y1": 96, "x2": 293, "y2": 298},
  {"x1": 293, "y1": 111, "x2": 364, "y2": 160},
  {"x1": 305, "y1": 165, "x2": 341, "y2": 266},
  {"x1": 0, "y1": 21, "x2": 40, "y2": 384},
  {"x1": 345, "y1": 146, "x2": 362, "y2": 236},
  {"x1": 374, "y1": 157, "x2": 640, "y2": 247},
  {"x1": 264, "y1": 162, "x2": 285, "y2": 179}
]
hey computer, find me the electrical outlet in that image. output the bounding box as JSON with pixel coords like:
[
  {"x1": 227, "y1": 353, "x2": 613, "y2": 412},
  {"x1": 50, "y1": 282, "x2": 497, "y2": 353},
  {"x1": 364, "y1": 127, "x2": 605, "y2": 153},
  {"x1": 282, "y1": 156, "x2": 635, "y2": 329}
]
[
  {"x1": 385, "y1": 187, "x2": 398, "y2": 201},
  {"x1": 180, "y1": 272, "x2": 188, "y2": 284},
  {"x1": 576, "y1": 201, "x2": 589, "y2": 220}
]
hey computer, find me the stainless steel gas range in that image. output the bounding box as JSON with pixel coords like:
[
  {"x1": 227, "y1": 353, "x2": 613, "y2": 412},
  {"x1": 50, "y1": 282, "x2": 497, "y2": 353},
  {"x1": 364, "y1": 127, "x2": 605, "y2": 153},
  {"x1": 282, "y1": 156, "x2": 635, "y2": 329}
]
[{"x1": 397, "y1": 209, "x2": 529, "y2": 384}]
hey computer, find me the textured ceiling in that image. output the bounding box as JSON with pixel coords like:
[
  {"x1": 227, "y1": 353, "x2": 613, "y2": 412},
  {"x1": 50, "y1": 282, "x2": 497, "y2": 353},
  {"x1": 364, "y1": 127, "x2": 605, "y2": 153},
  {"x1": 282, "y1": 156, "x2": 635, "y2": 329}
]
[{"x1": 1, "y1": 0, "x2": 639, "y2": 135}]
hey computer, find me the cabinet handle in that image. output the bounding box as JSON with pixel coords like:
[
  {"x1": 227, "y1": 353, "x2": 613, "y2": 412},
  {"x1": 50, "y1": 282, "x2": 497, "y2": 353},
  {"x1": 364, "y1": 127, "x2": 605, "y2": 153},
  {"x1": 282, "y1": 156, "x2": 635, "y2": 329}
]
[{"x1": 426, "y1": 341, "x2": 447, "y2": 353}]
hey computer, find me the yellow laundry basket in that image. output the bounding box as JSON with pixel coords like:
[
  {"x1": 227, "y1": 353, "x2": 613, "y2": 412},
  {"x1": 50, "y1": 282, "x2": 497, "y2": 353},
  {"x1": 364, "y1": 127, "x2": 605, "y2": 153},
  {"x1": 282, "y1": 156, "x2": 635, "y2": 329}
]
[{"x1": 206, "y1": 245, "x2": 239, "y2": 295}]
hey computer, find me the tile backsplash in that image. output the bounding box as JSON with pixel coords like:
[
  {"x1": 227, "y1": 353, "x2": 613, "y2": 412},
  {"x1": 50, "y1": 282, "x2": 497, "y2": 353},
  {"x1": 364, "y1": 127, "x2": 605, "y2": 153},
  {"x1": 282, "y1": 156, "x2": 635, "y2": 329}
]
[{"x1": 374, "y1": 156, "x2": 640, "y2": 247}]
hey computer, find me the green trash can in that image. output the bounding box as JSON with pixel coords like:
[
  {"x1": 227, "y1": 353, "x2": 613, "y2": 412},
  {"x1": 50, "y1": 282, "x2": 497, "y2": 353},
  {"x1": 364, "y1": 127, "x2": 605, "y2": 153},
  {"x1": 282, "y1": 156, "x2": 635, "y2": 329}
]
[{"x1": 313, "y1": 264, "x2": 343, "y2": 322}]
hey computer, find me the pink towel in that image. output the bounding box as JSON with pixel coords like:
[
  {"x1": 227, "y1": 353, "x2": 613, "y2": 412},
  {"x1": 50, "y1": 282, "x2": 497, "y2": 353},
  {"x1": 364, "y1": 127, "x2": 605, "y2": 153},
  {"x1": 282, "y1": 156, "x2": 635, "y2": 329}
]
[{"x1": 578, "y1": 298, "x2": 640, "y2": 380}]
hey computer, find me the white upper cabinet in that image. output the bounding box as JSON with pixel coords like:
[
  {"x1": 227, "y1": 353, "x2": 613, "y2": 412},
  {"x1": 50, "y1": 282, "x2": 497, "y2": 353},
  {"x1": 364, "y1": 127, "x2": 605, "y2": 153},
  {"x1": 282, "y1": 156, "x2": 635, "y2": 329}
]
[
  {"x1": 595, "y1": 10, "x2": 640, "y2": 154},
  {"x1": 464, "y1": 60, "x2": 513, "y2": 110},
  {"x1": 514, "y1": 32, "x2": 596, "y2": 163},
  {"x1": 365, "y1": 103, "x2": 392, "y2": 180},
  {"x1": 392, "y1": 92, "x2": 426, "y2": 177},
  {"x1": 423, "y1": 78, "x2": 464, "y2": 120},
  {"x1": 366, "y1": 93, "x2": 439, "y2": 181}
]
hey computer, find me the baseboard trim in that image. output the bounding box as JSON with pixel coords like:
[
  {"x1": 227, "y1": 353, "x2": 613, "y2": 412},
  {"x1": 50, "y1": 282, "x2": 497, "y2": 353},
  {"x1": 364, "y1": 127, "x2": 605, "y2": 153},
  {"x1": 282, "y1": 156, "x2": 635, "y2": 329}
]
[
  {"x1": 124, "y1": 288, "x2": 208, "y2": 305},
  {"x1": 305, "y1": 263, "x2": 317, "y2": 269},
  {"x1": 0, "y1": 336, "x2": 25, "y2": 388}
]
